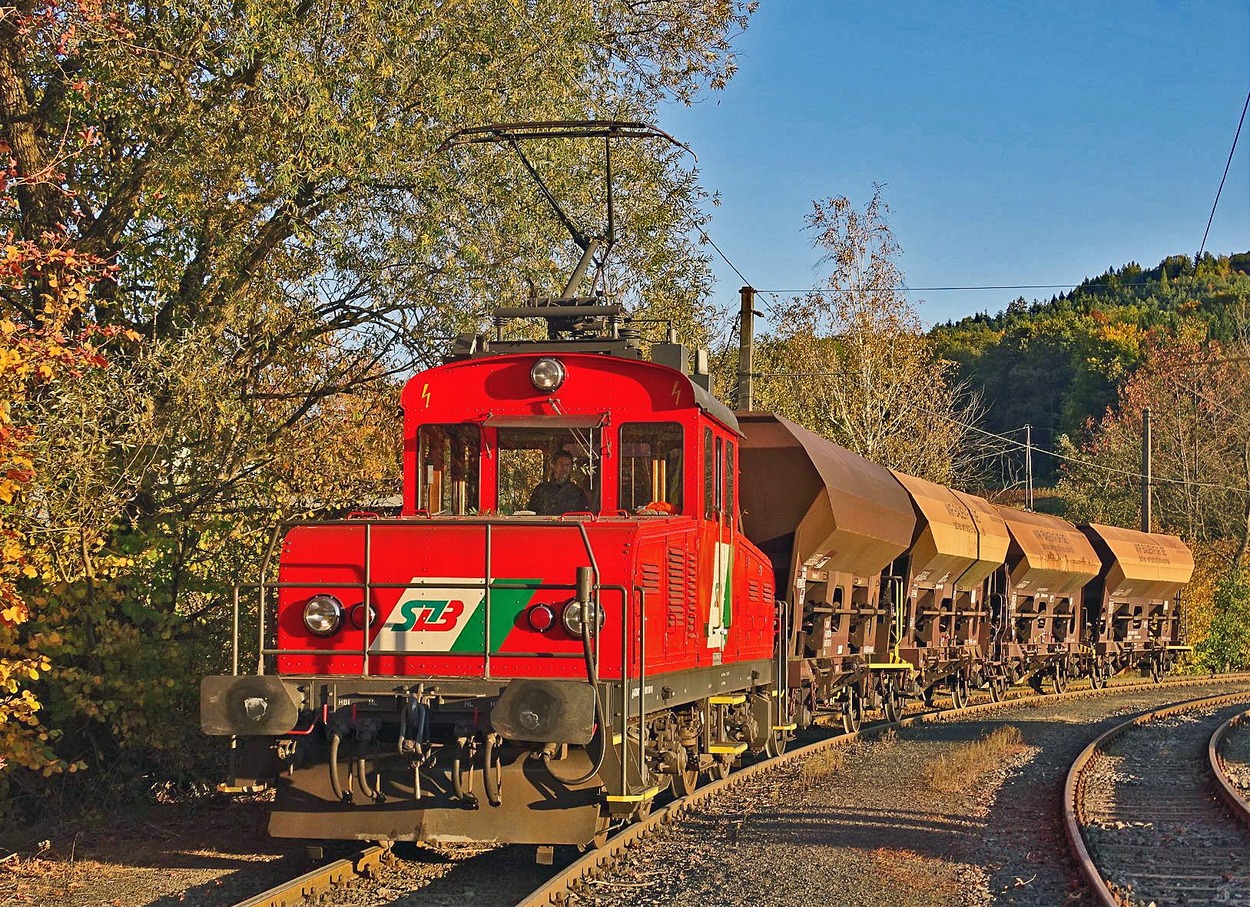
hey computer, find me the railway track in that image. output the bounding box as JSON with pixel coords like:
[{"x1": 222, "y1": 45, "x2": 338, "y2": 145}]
[
  {"x1": 221, "y1": 674, "x2": 1250, "y2": 907},
  {"x1": 1212, "y1": 705, "x2": 1250, "y2": 828},
  {"x1": 1064, "y1": 692, "x2": 1250, "y2": 907}
]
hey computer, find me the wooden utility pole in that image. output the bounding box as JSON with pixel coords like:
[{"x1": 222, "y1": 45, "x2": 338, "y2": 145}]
[
  {"x1": 737, "y1": 286, "x2": 756, "y2": 411},
  {"x1": 1142, "y1": 406, "x2": 1153, "y2": 532}
]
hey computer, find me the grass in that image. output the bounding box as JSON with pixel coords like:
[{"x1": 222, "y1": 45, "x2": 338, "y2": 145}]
[
  {"x1": 923, "y1": 725, "x2": 1026, "y2": 793},
  {"x1": 799, "y1": 747, "x2": 845, "y2": 783}
]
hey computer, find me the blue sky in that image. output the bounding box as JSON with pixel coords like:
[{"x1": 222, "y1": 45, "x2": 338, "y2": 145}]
[{"x1": 659, "y1": 1, "x2": 1250, "y2": 326}]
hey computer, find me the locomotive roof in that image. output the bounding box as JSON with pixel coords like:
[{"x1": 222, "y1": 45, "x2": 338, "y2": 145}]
[{"x1": 407, "y1": 351, "x2": 740, "y2": 433}]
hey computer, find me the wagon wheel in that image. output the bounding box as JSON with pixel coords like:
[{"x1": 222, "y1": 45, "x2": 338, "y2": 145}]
[
  {"x1": 707, "y1": 753, "x2": 733, "y2": 782},
  {"x1": 1089, "y1": 660, "x2": 1107, "y2": 690},
  {"x1": 948, "y1": 675, "x2": 969, "y2": 710},
  {"x1": 882, "y1": 678, "x2": 903, "y2": 723},
  {"x1": 670, "y1": 756, "x2": 700, "y2": 798},
  {"x1": 1052, "y1": 661, "x2": 1069, "y2": 694},
  {"x1": 841, "y1": 686, "x2": 864, "y2": 735},
  {"x1": 632, "y1": 794, "x2": 654, "y2": 823},
  {"x1": 766, "y1": 725, "x2": 790, "y2": 757},
  {"x1": 988, "y1": 675, "x2": 1005, "y2": 703}
]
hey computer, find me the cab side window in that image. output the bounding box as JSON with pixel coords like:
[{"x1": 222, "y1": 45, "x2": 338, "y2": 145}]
[
  {"x1": 703, "y1": 427, "x2": 716, "y2": 520},
  {"x1": 619, "y1": 423, "x2": 683, "y2": 513}
]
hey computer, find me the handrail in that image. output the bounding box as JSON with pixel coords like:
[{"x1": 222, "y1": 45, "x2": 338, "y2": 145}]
[{"x1": 240, "y1": 514, "x2": 610, "y2": 680}]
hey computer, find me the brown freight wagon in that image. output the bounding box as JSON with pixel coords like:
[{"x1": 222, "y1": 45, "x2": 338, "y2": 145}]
[
  {"x1": 1079, "y1": 523, "x2": 1194, "y2": 682},
  {"x1": 985, "y1": 507, "x2": 1101, "y2": 695},
  {"x1": 738, "y1": 413, "x2": 915, "y2": 730},
  {"x1": 889, "y1": 471, "x2": 1010, "y2": 708}
]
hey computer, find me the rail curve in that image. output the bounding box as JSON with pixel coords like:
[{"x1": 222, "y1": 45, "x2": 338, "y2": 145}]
[
  {"x1": 1210, "y1": 705, "x2": 1250, "y2": 829},
  {"x1": 1063, "y1": 690, "x2": 1250, "y2": 907},
  {"x1": 517, "y1": 673, "x2": 1250, "y2": 907}
]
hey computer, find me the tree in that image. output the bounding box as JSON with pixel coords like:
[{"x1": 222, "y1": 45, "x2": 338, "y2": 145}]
[
  {"x1": 0, "y1": 0, "x2": 759, "y2": 805},
  {"x1": 1056, "y1": 324, "x2": 1250, "y2": 672},
  {"x1": 745, "y1": 188, "x2": 984, "y2": 485}
]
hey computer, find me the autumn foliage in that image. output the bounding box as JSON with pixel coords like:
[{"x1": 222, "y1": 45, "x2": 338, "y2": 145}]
[{"x1": 0, "y1": 234, "x2": 120, "y2": 777}]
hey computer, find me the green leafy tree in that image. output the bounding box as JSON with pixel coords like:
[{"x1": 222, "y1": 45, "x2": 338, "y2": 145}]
[
  {"x1": 0, "y1": 0, "x2": 757, "y2": 808},
  {"x1": 745, "y1": 188, "x2": 983, "y2": 485}
]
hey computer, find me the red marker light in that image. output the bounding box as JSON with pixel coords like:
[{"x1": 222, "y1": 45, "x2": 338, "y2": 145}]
[{"x1": 527, "y1": 604, "x2": 556, "y2": 632}]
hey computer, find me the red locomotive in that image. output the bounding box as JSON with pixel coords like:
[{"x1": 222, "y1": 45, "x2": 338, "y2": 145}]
[{"x1": 201, "y1": 122, "x2": 1194, "y2": 850}]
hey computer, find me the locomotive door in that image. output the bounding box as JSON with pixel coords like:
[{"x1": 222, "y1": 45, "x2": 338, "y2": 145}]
[{"x1": 700, "y1": 427, "x2": 736, "y2": 663}]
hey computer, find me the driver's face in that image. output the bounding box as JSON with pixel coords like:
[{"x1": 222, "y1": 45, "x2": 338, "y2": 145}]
[{"x1": 552, "y1": 456, "x2": 572, "y2": 483}]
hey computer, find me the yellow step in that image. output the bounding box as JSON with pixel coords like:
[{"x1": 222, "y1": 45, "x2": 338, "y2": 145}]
[
  {"x1": 708, "y1": 742, "x2": 748, "y2": 755},
  {"x1": 606, "y1": 786, "x2": 661, "y2": 804},
  {"x1": 709, "y1": 694, "x2": 746, "y2": 705},
  {"x1": 771, "y1": 723, "x2": 797, "y2": 732}
]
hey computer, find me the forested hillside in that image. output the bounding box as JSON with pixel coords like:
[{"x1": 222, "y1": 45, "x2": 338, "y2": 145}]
[{"x1": 931, "y1": 252, "x2": 1250, "y2": 482}]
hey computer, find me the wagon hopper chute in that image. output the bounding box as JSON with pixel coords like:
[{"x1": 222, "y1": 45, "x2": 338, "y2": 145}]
[
  {"x1": 738, "y1": 413, "x2": 915, "y2": 712},
  {"x1": 1079, "y1": 523, "x2": 1194, "y2": 678},
  {"x1": 890, "y1": 471, "x2": 1009, "y2": 699}
]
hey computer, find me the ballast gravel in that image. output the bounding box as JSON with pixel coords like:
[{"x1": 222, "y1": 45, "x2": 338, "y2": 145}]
[
  {"x1": 582, "y1": 679, "x2": 1250, "y2": 907},
  {"x1": 4, "y1": 678, "x2": 1247, "y2": 907},
  {"x1": 1224, "y1": 714, "x2": 1250, "y2": 798}
]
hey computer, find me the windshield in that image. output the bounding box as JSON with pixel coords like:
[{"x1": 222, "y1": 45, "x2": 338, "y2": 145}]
[{"x1": 497, "y1": 426, "x2": 600, "y2": 515}]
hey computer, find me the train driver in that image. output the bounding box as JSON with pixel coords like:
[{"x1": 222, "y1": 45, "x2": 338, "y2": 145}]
[{"x1": 527, "y1": 449, "x2": 591, "y2": 515}]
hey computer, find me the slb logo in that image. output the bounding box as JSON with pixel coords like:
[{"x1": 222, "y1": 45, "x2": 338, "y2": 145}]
[{"x1": 387, "y1": 599, "x2": 465, "y2": 632}]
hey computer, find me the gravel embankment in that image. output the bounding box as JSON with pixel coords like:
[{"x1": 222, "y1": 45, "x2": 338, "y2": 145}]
[
  {"x1": 581, "y1": 680, "x2": 1250, "y2": 907},
  {"x1": 5, "y1": 678, "x2": 1247, "y2": 907}
]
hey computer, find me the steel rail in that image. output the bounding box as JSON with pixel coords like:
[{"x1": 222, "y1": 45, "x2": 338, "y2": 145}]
[
  {"x1": 1210, "y1": 705, "x2": 1250, "y2": 829},
  {"x1": 517, "y1": 672, "x2": 1250, "y2": 907},
  {"x1": 1062, "y1": 690, "x2": 1250, "y2": 907},
  {"x1": 228, "y1": 845, "x2": 390, "y2": 907}
]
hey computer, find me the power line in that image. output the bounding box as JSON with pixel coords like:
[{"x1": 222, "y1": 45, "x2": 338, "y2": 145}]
[
  {"x1": 694, "y1": 224, "x2": 755, "y2": 290},
  {"x1": 1198, "y1": 85, "x2": 1250, "y2": 260},
  {"x1": 753, "y1": 279, "x2": 1227, "y2": 295},
  {"x1": 751, "y1": 368, "x2": 1250, "y2": 496}
]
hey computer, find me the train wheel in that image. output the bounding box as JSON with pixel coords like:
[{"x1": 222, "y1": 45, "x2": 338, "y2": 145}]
[
  {"x1": 841, "y1": 687, "x2": 864, "y2": 735},
  {"x1": 988, "y1": 675, "x2": 1005, "y2": 703},
  {"x1": 708, "y1": 754, "x2": 733, "y2": 782},
  {"x1": 1052, "y1": 662, "x2": 1069, "y2": 694},
  {"x1": 1089, "y1": 661, "x2": 1107, "y2": 690},
  {"x1": 766, "y1": 728, "x2": 788, "y2": 758},
  {"x1": 947, "y1": 675, "x2": 968, "y2": 710},
  {"x1": 633, "y1": 795, "x2": 653, "y2": 823},
  {"x1": 882, "y1": 679, "x2": 903, "y2": 723},
  {"x1": 671, "y1": 761, "x2": 700, "y2": 797}
]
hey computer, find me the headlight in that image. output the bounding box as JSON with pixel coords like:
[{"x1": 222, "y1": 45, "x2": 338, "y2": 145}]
[
  {"x1": 530, "y1": 357, "x2": 566, "y2": 391},
  {"x1": 303, "y1": 594, "x2": 344, "y2": 636},
  {"x1": 562, "y1": 599, "x2": 605, "y2": 636}
]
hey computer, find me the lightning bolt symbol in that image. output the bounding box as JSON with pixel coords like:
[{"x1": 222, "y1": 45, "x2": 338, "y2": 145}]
[
  {"x1": 421, "y1": 383, "x2": 431, "y2": 408},
  {"x1": 672, "y1": 381, "x2": 681, "y2": 405}
]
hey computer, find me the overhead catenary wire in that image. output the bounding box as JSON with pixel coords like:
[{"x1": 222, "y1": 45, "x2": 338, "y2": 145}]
[
  {"x1": 752, "y1": 368, "x2": 1250, "y2": 496},
  {"x1": 1198, "y1": 85, "x2": 1250, "y2": 261}
]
